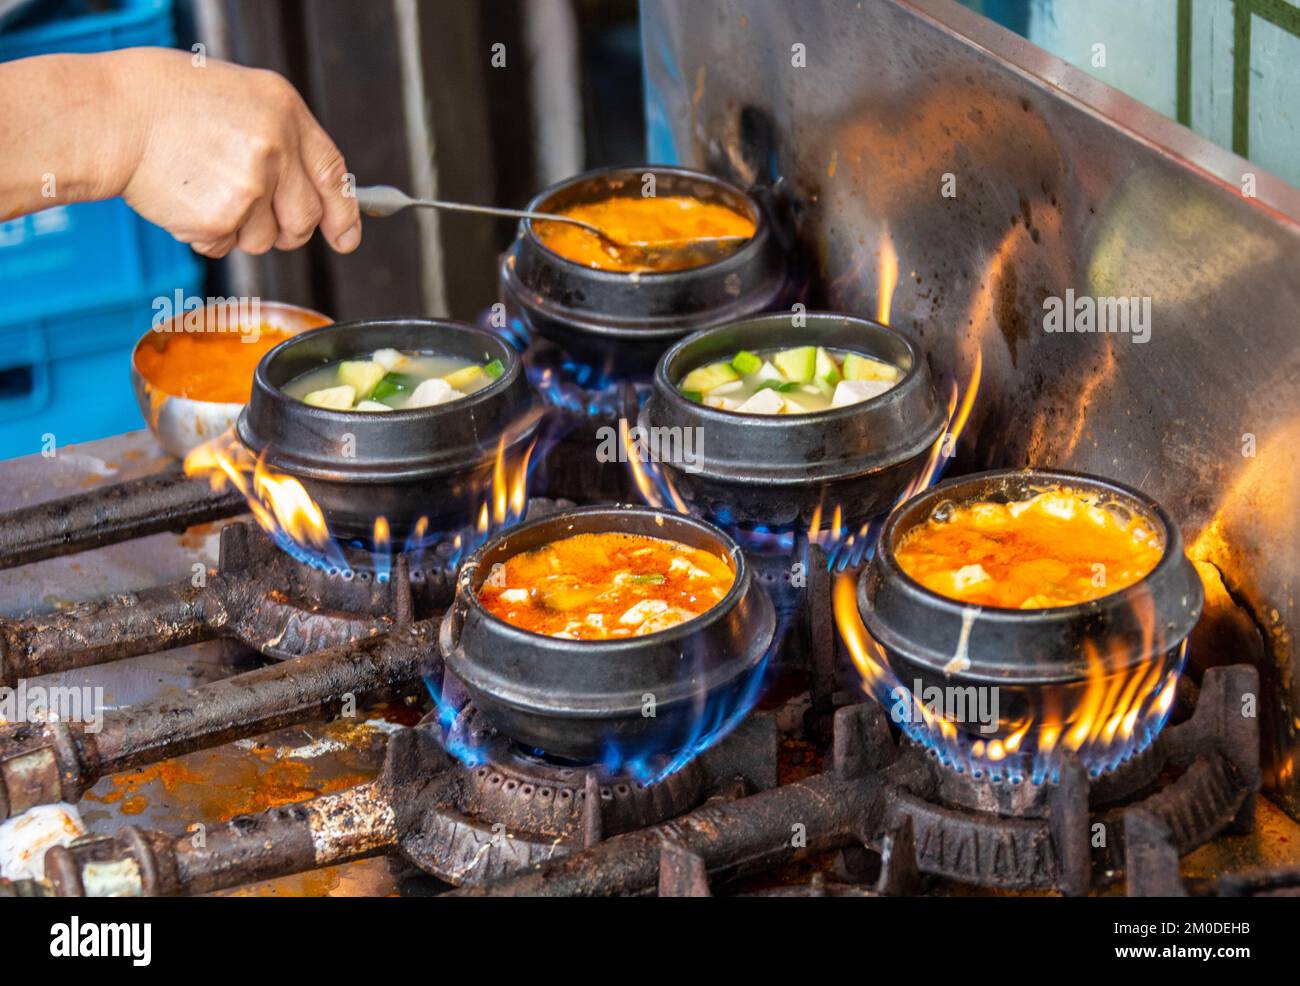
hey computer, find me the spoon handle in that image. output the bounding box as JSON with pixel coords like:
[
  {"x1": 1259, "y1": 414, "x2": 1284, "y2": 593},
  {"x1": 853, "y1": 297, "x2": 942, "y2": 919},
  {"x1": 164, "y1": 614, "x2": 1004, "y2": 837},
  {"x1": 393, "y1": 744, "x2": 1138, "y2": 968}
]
[{"x1": 353, "y1": 184, "x2": 603, "y2": 234}]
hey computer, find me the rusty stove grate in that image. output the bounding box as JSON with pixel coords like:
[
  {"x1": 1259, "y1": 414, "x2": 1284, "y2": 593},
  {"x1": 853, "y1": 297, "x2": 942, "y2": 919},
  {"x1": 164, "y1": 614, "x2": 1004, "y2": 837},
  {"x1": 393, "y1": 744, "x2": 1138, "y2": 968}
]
[{"x1": 0, "y1": 478, "x2": 1271, "y2": 897}]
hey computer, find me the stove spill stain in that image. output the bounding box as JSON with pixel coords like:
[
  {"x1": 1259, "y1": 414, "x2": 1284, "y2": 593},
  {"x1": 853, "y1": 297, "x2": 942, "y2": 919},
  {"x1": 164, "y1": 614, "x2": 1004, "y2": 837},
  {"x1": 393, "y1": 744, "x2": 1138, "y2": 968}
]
[
  {"x1": 943, "y1": 606, "x2": 977, "y2": 676},
  {"x1": 85, "y1": 723, "x2": 384, "y2": 822},
  {"x1": 1180, "y1": 796, "x2": 1300, "y2": 878},
  {"x1": 177, "y1": 521, "x2": 219, "y2": 550},
  {"x1": 89, "y1": 758, "x2": 373, "y2": 822},
  {"x1": 777, "y1": 735, "x2": 823, "y2": 786},
  {"x1": 215, "y1": 862, "x2": 349, "y2": 898}
]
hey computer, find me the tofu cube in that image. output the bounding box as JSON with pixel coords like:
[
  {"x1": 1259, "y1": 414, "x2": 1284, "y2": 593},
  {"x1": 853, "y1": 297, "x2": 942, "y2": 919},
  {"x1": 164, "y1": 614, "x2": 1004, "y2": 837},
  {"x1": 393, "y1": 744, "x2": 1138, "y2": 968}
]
[
  {"x1": 405, "y1": 378, "x2": 464, "y2": 408},
  {"x1": 372, "y1": 348, "x2": 409, "y2": 372},
  {"x1": 619, "y1": 598, "x2": 669, "y2": 625},
  {"x1": 831, "y1": 379, "x2": 893, "y2": 408},
  {"x1": 735, "y1": 388, "x2": 786, "y2": 415},
  {"x1": 952, "y1": 564, "x2": 991, "y2": 590},
  {"x1": 708, "y1": 379, "x2": 745, "y2": 396},
  {"x1": 704, "y1": 395, "x2": 741, "y2": 411}
]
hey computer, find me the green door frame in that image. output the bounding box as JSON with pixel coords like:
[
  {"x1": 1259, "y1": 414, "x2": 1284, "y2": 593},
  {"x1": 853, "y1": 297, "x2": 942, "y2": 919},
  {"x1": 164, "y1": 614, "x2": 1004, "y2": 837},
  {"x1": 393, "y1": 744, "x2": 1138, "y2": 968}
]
[{"x1": 1177, "y1": 0, "x2": 1300, "y2": 156}]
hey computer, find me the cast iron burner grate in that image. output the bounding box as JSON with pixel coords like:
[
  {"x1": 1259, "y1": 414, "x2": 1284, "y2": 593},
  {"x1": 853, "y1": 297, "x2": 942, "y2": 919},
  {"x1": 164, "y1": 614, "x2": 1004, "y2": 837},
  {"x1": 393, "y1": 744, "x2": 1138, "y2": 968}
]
[
  {"x1": 34, "y1": 704, "x2": 781, "y2": 896},
  {"x1": 0, "y1": 499, "x2": 564, "y2": 821},
  {"x1": 0, "y1": 482, "x2": 1267, "y2": 897},
  {"x1": 19, "y1": 659, "x2": 1261, "y2": 897},
  {"x1": 0, "y1": 518, "x2": 454, "y2": 689},
  {"x1": 437, "y1": 664, "x2": 1261, "y2": 896}
]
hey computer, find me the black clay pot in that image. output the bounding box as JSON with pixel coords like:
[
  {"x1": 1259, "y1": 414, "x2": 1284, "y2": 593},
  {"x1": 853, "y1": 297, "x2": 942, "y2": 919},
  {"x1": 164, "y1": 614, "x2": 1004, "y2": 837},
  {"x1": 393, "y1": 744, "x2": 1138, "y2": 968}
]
[
  {"x1": 640, "y1": 312, "x2": 947, "y2": 533},
  {"x1": 238, "y1": 318, "x2": 541, "y2": 543},
  {"x1": 858, "y1": 469, "x2": 1204, "y2": 756},
  {"x1": 500, "y1": 165, "x2": 795, "y2": 382},
  {"x1": 439, "y1": 505, "x2": 776, "y2": 761}
]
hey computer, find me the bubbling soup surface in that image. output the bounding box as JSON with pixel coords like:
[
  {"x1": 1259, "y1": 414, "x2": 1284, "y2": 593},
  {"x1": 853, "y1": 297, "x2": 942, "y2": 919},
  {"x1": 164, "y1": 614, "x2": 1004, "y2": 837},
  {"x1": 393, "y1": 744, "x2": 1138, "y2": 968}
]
[
  {"x1": 477, "y1": 532, "x2": 735, "y2": 639},
  {"x1": 894, "y1": 489, "x2": 1165, "y2": 609}
]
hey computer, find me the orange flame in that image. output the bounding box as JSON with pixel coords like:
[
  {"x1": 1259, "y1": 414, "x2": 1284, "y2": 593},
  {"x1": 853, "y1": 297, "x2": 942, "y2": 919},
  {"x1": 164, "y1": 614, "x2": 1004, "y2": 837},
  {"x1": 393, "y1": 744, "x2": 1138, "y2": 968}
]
[
  {"x1": 475, "y1": 428, "x2": 537, "y2": 538},
  {"x1": 821, "y1": 297, "x2": 1173, "y2": 778},
  {"x1": 877, "y1": 234, "x2": 899, "y2": 326},
  {"x1": 805, "y1": 348, "x2": 982, "y2": 556},
  {"x1": 372, "y1": 516, "x2": 390, "y2": 553},
  {"x1": 620, "y1": 417, "x2": 688, "y2": 514},
  {"x1": 491, "y1": 437, "x2": 508, "y2": 526},
  {"x1": 834, "y1": 569, "x2": 886, "y2": 690},
  {"x1": 185, "y1": 432, "x2": 336, "y2": 555},
  {"x1": 901, "y1": 348, "x2": 983, "y2": 503},
  {"x1": 509, "y1": 437, "x2": 535, "y2": 519},
  {"x1": 186, "y1": 425, "x2": 536, "y2": 562}
]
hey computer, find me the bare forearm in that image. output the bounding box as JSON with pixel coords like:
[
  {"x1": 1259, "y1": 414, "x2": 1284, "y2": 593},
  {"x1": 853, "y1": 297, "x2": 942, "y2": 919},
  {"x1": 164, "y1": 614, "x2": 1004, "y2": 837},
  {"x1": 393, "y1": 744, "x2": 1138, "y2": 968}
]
[
  {"x1": 0, "y1": 47, "x2": 357, "y2": 256},
  {"x1": 0, "y1": 52, "x2": 144, "y2": 220}
]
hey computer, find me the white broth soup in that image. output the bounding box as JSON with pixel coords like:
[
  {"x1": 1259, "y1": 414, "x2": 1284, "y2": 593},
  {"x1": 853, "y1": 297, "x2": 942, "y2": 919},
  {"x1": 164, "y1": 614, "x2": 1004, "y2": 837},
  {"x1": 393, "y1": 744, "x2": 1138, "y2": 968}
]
[
  {"x1": 678, "y1": 346, "x2": 901, "y2": 415},
  {"x1": 282, "y1": 348, "x2": 503, "y2": 411}
]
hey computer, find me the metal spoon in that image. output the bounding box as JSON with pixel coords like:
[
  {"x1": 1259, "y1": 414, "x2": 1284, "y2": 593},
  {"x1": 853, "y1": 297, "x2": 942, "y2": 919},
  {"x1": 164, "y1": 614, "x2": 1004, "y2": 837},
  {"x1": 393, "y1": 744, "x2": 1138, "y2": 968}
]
[{"x1": 353, "y1": 184, "x2": 750, "y2": 268}]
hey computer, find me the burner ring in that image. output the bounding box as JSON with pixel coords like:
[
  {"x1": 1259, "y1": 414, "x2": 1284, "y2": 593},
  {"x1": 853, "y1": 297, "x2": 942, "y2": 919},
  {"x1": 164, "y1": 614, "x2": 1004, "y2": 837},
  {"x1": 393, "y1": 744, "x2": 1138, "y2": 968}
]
[
  {"x1": 452, "y1": 708, "x2": 707, "y2": 841},
  {"x1": 930, "y1": 739, "x2": 1164, "y2": 816},
  {"x1": 215, "y1": 522, "x2": 456, "y2": 658}
]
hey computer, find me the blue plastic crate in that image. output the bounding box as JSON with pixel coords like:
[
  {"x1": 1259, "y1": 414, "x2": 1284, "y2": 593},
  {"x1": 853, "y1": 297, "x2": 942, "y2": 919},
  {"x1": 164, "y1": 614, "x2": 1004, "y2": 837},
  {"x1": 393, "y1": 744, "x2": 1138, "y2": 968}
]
[
  {"x1": 0, "y1": 0, "x2": 172, "y2": 59},
  {"x1": 0, "y1": 257, "x2": 202, "y2": 459},
  {"x1": 0, "y1": 0, "x2": 204, "y2": 457},
  {"x1": 0, "y1": 0, "x2": 196, "y2": 319}
]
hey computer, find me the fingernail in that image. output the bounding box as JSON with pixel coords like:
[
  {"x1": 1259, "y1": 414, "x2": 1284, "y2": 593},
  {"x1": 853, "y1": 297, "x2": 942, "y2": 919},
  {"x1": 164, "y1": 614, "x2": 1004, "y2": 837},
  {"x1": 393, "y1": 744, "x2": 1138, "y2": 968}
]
[{"x1": 337, "y1": 221, "x2": 362, "y2": 252}]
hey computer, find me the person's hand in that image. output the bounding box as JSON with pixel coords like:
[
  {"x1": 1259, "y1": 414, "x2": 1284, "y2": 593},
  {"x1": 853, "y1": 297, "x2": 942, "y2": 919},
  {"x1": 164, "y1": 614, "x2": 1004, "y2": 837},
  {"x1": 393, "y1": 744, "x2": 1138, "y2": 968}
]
[{"x1": 110, "y1": 48, "x2": 361, "y2": 258}]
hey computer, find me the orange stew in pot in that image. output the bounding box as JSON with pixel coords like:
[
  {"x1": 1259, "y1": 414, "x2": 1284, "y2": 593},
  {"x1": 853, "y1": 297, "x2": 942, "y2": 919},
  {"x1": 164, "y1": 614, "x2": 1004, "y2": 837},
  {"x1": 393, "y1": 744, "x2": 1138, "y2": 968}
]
[
  {"x1": 534, "y1": 195, "x2": 756, "y2": 273},
  {"x1": 894, "y1": 489, "x2": 1164, "y2": 609},
  {"x1": 477, "y1": 532, "x2": 735, "y2": 639}
]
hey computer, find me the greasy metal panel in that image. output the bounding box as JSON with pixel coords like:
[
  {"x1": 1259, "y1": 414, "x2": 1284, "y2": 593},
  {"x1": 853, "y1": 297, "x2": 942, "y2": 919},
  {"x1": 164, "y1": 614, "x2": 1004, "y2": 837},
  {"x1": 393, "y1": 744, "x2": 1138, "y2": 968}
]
[
  {"x1": 0, "y1": 433, "x2": 395, "y2": 896},
  {"x1": 643, "y1": 0, "x2": 1299, "y2": 813}
]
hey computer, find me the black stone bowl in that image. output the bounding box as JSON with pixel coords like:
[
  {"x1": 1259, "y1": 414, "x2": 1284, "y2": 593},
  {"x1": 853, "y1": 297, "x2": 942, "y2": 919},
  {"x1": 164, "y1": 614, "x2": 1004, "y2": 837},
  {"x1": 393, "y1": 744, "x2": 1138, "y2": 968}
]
[
  {"x1": 439, "y1": 505, "x2": 776, "y2": 761},
  {"x1": 858, "y1": 469, "x2": 1204, "y2": 755},
  {"x1": 238, "y1": 318, "x2": 542, "y2": 543},
  {"x1": 500, "y1": 165, "x2": 794, "y2": 382},
  {"x1": 640, "y1": 312, "x2": 947, "y2": 533}
]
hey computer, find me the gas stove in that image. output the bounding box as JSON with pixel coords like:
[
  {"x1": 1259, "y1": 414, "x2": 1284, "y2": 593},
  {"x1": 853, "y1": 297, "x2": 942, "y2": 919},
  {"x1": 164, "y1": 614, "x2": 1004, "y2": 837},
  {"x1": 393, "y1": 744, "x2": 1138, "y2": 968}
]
[{"x1": 1, "y1": 432, "x2": 1296, "y2": 898}]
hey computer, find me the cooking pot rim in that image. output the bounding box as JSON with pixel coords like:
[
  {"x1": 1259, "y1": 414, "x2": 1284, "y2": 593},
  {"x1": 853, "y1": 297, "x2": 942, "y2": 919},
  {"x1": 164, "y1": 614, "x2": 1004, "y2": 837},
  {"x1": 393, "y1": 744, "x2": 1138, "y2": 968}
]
[
  {"x1": 252, "y1": 317, "x2": 521, "y2": 419},
  {"x1": 654, "y1": 311, "x2": 932, "y2": 426},
  {"x1": 520, "y1": 164, "x2": 769, "y2": 281}
]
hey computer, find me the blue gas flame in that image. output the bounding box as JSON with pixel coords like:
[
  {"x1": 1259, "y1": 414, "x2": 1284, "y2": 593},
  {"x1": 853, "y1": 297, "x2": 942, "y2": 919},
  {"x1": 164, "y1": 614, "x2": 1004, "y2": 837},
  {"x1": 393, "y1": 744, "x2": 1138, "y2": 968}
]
[
  {"x1": 422, "y1": 676, "x2": 488, "y2": 768},
  {"x1": 425, "y1": 614, "x2": 784, "y2": 784},
  {"x1": 602, "y1": 619, "x2": 784, "y2": 785}
]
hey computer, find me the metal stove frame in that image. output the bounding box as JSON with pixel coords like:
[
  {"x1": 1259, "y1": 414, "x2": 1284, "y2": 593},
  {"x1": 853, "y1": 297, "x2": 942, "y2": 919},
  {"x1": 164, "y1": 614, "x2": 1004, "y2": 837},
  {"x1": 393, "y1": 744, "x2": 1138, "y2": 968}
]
[{"x1": 0, "y1": 482, "x2": 1265, "y2": 896}]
